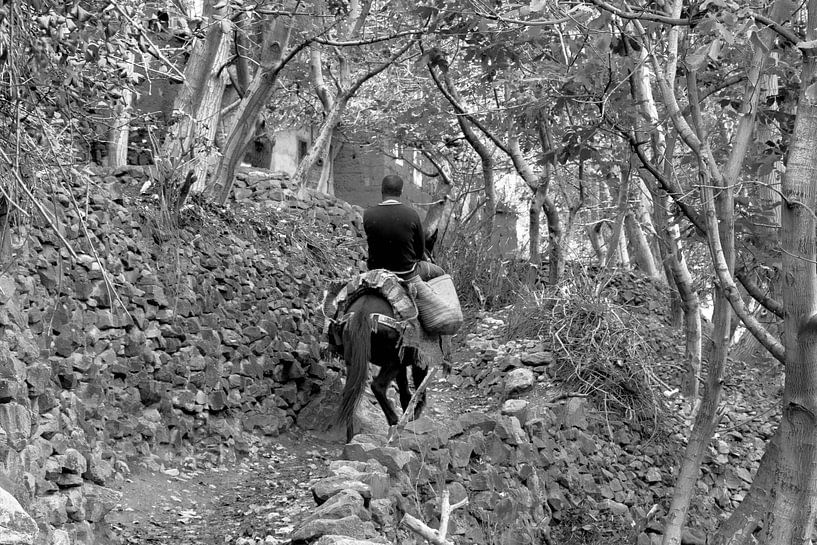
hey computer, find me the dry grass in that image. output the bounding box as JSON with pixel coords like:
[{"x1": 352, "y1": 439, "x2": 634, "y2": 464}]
[{"x1": 506, "y1": 279, "x2": 667, "y2": 429}]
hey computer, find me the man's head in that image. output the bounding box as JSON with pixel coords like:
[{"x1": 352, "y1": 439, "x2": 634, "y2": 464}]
[{"x1": 381, "y1": 174, "x2": 404, "y2": 199}]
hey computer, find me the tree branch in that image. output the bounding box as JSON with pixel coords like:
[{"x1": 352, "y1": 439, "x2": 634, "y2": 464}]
[
  {"x1": 427, "y1": 64, "x2": 511, "y2": 156},
  {"x1": 688, "y1": 70, "x2": 785, "y2": 363},
  {"x1": 313, "y1": 30, "x2": 422, "y2": 47},
  {"x1": 754, "y1": 13, "x2": 800, "y2": 45},
  {"x1": 735, "y1": 267, "x2": 785, "y2": 318},
  {"x1": 472, "y1": 4, "x2": 588, "y2": 26},
  {"x1": 587, "y1": 0, "x2": 691, "y2": 25}
]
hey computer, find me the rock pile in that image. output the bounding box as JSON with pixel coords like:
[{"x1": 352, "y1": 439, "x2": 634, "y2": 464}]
[
  {"x1": 457, "y1": 312, "x2": 768, "y2": 542},
  {"x1": 291, "y1": 403, "x2": 675, "y2": 544},
  {"x1": 1, "y1": 275, "x2": 122, "y2": 545},
  {"x1": 4, "y1": 166, "x2": 368, "y2": 543},
  {"x1": 288, "y1": 309, "x2": 770, "y2": 544}
]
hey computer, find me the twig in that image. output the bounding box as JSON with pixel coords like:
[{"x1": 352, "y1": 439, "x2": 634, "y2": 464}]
[
  {"x1": 109, "y1": 0, "x2": 187, "y2": 83},
  {"x1": 438, "y1": 489, "x2": 467, "y2": 542},
  {"x1": 387, "y1": 367, "x2": 437, "y2": 444},
  {"x1": 0, "y1": 148, "x2": 78, "y2": 260},
  {"x1": 65, "y1": 182, "x2": 134, "y2": 322},
  {"x1": 400, "y1": 487, "x2": 469, "y2": 545}
]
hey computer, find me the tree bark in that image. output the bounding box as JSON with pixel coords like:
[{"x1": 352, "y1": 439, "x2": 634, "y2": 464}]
[
  {"x1": 543, "y1": 193, "x2": 564, "y2": 284},
  {"x1": 108, "y1": 23, "x2": 134, "y2": 167},
  {"x1": 537, "y1": 112, "x2": 565, "y2": 283},
  {"x1": 429, "y1": 64, "x2": 497, "y2": 230},
  {"x1": 528, "y1": 183, "x2": 547, "y2": 265},
  {"x1": 712, "y1": 427, "x2": 780, "y2": 545},
  {"x1": 654, "y1": 191, "x2": 685, "y2": 328},
  {"x1": 587, "y1": 222, "x2": 608, "y2": 265},
  {"x1": 214, "y1": 16, "x2": 296, "y2": 203},
  {"x1": 626, "y1": 41, "x2": 662, "y2": 280},
  {"x1": 624, "y1": 209, "x2": 656, "y2": 276},
  {"x1": 660, "y1": 132, "x2": 700, "y2": 398},
  {"x1": 604, "y1": 165, "x2": 631, "y2": 270},
  {"x1": 661, "y1": 108, "x2": 731, "y2": 545},
  {"x1": 161, "y1": 2, "x2": 229, "y2": 192},
  {"x1": 762, "y1": 3, "x2": 817, "y2": 538}
]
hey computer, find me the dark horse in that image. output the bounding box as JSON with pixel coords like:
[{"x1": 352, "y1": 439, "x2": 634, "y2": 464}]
[{"x1": 336, "y1": 293, "x2": 428, "y2": 443}]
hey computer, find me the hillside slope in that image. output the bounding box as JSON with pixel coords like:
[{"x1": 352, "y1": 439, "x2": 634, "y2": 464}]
[{"x1": 2, "y1": 166, "x2": 366, "y2": 544}]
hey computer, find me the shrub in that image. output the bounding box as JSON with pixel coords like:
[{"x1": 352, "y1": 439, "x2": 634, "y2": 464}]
[{"x1": 505, "y1": 274, "x2": 667, "y2": 428}]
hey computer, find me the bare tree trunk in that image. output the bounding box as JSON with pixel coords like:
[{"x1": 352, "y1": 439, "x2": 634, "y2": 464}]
[
  {"x1": 762, "y1": 3, "x2": 817, "y2": 537},
  {"x1": 543, "y1": 193, "x2": 564, "y2": 283},
  {"x1": 712, "y1": 427, "x2": 780, "y2": 545},
  {"x1": 624, "y1": 209, "x2": 657, "y2": 276},
  {"x1": 315, "y1": 139, "x2": 338, "y2": 195},
  {"x1": 429, "y1": 64, "x2": 496, "y2": 230},
  {"x1": 214, "y1": 17, "x2": 296, "y2": 203},
  {"x1": 161, "y1": 2, "x2": 229, "y2": 191},
  {"x1": 537, "y1": 113, "x2": 565, "y2": 283},
  {"x1": 659, "y1": 133, "x2": 700, "y2": 398},
  {"x1": 108, "y1": 24, "x2": 134, "y2": 167},
  {"x1": 654, "y1": 192, "x2": 684, "y2": 327},
  {"x1": 292, "y1": 96, "x2": 348, "y2": 189},
  {"x1": 528, "y1": 184, "x2": 546, "y2": 265},
  {"x1": 666, "y1": 216, "x2": 701, "y2": 400},
  {"x1": 587, "y1": 223, "x2": 607, "y2": 265},
  {"x1": 661, "y1": 125, "x2": 731, "y2": 545},
  {"x1": 604, "y1": 165, "x2": 630, "y2": 270}
]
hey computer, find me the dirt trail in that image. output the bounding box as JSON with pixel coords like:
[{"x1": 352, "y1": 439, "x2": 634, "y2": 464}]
[
  {"x1": 109, "y1": 432, "x2": 342, "y2": 544},
  {"x1": 109, "y1": 307, "x2": 780, "y2": 545},
  {"x1": 109, "y1": 342, "x2": 487, "y2": 545}
]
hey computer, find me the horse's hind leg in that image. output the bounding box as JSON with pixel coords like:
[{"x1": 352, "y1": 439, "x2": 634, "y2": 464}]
[
  {"x1": 411, "y1": 363, "x2": 428, "y2": 419},
  {"x1": 371, "y1": 365, "x2": 401, "y2": 426},
  {"x1": 396, "y1": 368, "x2": 412, "y2": 413}
]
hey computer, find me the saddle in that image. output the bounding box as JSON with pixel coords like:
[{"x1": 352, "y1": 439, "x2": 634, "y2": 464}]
[{"x1": 322, "y1": 270, "x2": 442, "y2": 367}]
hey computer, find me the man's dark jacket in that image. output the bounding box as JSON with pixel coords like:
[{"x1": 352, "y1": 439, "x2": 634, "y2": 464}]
[{"x1": 363, "y1": 201, "x2": 425, "y2": 273}]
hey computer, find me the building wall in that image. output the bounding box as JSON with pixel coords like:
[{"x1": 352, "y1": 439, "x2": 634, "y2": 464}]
[
  {"x1": 268, "y1": 128, "x2": 312, "y2": 174},
  {"x1": 333, "y1": 142, "x2": 436, "y2": 216}
]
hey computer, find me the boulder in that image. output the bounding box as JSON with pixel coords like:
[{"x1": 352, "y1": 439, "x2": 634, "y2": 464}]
[
  {"x1": 504, "y1": 368, "x2": 534, "y2": 397},
  {"x1": 561, "y1": 397, "x2": 589, "y2": 430},
  {"x1": 82, "y1": 483, "x2": 122, "y2": 522},
  {"x1": 341, "y1": 439, "x2": 415, "y2": 476},
  {"x1": 311, "y1": 477, "x2": 372, "y2": 505},
  {"x1": 303, "y1": 489, "x2": 370, "y2": 524},
  {"x1": 0, "y1": 486, "x2": 38, "y2": 545},
  {"x1": 500, "y1": 399, "x2": 529, "y2": 425},
  {"x1": 289, "y1": 515, "x2": 381, "y2": 543}
]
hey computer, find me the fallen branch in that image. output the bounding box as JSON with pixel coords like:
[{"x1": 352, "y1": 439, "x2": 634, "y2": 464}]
[
  {"x1": 387, "y1": 366, "x2": 437, "y2": 444},
  {"x1": 400, "y1": 488, "x2": 469, "y2": 545}
]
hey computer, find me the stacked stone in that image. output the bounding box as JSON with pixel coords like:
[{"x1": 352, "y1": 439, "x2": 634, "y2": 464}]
[
  {"x1": 3, "y1": 166, "x2": 369, "y2": 543},
  {"x1": 230, "y1": 169, "x2": 365, "y2": 220},
  {"x1": 292, "y1": 406, "x2": 678, "y2": 544},
  {"x1": 1, "y1": 275, "x2": 121, "y2": 545},
  {"x1": 289, "y1": 311, "x2": 758, "y2": 544}
]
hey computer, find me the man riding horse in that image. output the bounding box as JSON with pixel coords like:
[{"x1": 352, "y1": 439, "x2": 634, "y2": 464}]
[{"x1": 329, "y1": 174, "x2": 458, "y2": 441}]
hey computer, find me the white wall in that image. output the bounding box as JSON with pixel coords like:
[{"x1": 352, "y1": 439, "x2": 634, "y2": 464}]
[{"x1": 268, "y1": 128, "x2": 312, "y2": 175}]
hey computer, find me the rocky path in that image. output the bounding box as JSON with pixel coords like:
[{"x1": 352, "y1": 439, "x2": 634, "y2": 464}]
[
  {"x1": 108, "y1": 309, "x2": 782, "y2": 545},
  {"x1": 108, "y1": 330, "x2": 493, "y2": 545},
  {"x1": 109, "y1": 433, "x2": 342, "y2": 545}
]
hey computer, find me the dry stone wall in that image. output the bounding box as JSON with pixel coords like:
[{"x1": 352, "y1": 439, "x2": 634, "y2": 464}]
[
  {"x1": 287, "y1": 313, "x2": 729, "y2": 545},
  {"x1": 2, "y1": 166, "x2": 368, "y2": 544}
]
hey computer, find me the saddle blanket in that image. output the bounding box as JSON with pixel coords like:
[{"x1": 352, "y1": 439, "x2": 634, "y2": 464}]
[{"x1": 322, "y1": 270, "x2": 447, "y2": 368}]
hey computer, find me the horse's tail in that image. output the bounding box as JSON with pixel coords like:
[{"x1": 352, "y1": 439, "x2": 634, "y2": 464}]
[{"x1": 337, "y1": 311, "x2": 371, "y2": 432}]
